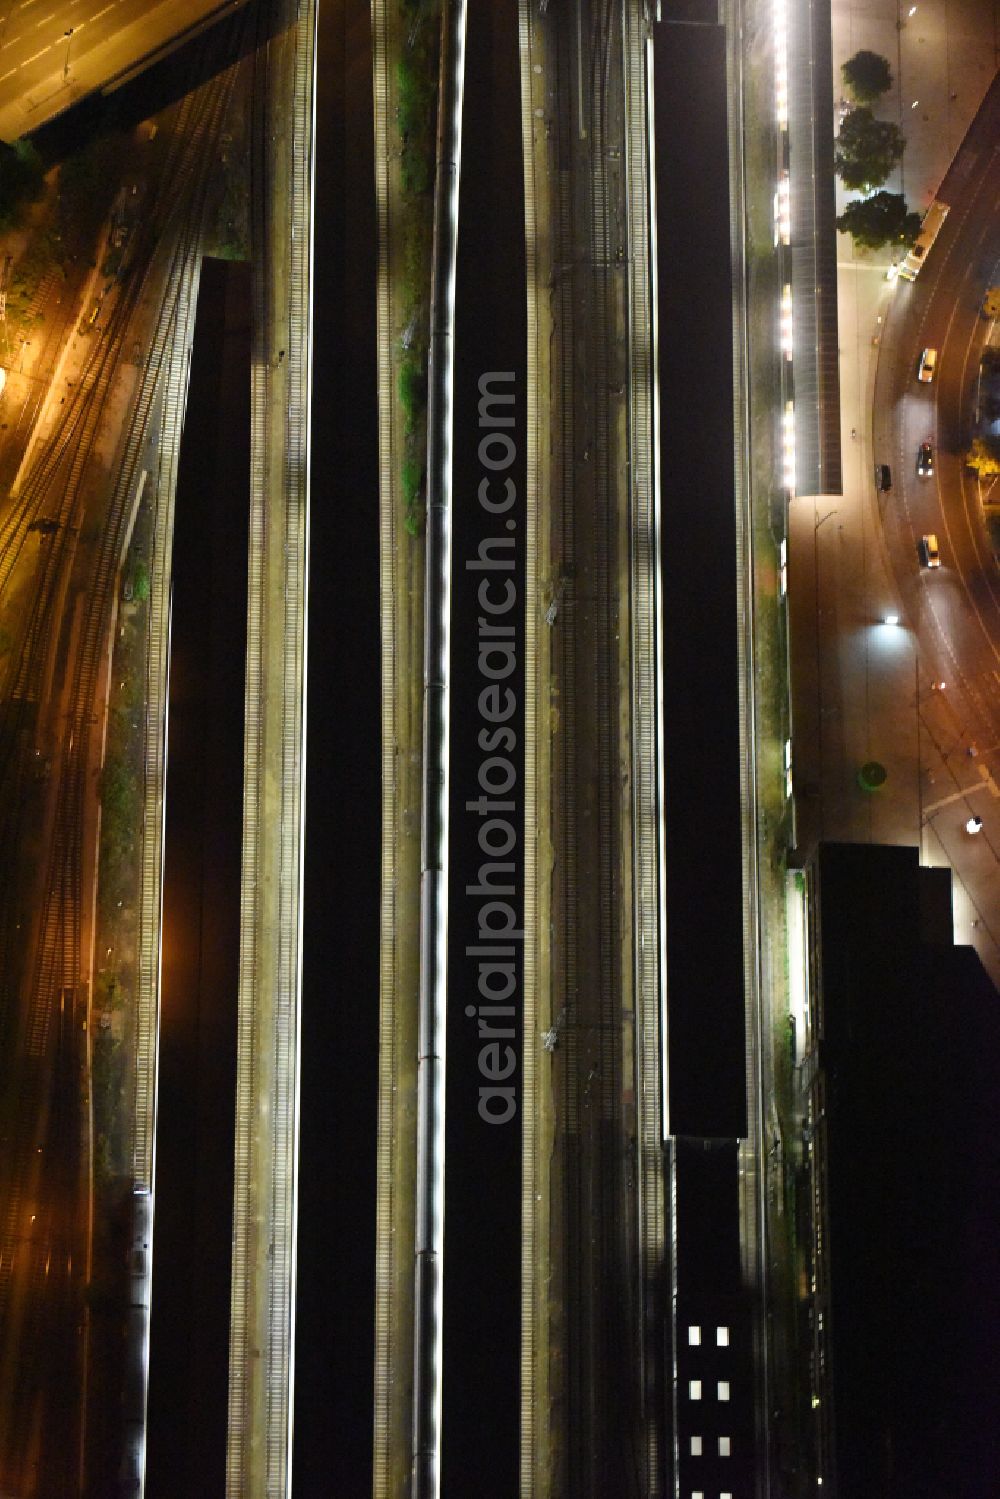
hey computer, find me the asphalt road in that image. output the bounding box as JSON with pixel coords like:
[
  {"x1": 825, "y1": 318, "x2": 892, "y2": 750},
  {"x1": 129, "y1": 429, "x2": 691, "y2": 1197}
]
[
  {"x1": 0, "y1": 0, "x2": 243, "y2": 139},
  {"x1": 875, "y1": 73, "x2": 1000, "y2": 946}
]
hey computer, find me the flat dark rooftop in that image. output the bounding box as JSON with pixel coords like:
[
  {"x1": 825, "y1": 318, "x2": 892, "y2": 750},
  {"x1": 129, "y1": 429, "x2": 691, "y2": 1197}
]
[
  {"x1": 653, "y1": 19, "x2": 747, "y2": 1141},
  {"x1": 815, "y1": 843, "x2": 1000, "y2": 1498}
]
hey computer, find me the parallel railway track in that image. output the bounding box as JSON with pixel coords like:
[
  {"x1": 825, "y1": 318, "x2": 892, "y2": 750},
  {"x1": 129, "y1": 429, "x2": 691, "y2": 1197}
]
[{"x1": 0, "y1": 30, "x2": 246, "y2": 1489}]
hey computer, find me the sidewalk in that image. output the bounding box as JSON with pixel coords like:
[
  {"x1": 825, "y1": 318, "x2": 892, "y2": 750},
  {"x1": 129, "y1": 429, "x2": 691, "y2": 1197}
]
[{"x1": 791, "y1": 0, "x2": 999, "y2": 983}]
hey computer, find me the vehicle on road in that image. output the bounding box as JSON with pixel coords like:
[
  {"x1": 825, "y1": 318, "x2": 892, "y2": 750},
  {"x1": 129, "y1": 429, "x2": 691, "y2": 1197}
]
[
  {"x1": 918, "y1": 348, "x2": 938, "y2": 383},
  {"x1": 876, "y1": 462, "x2": 892, "y2": 491},
  {"x1": 917, "y1": 442, "x2": 934, "y2": 477},
  {"x1": 899, "y1": 200, "x2": 950, "y2": 281},
  {"x1": 921, "y1": 533, "x2": 941, "y2": 568}
]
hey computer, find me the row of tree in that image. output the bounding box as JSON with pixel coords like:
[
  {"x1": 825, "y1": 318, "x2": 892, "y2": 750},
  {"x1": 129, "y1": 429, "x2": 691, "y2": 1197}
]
[{"x1": 834, "y1": 51, "x2": 922, "y2": 252}]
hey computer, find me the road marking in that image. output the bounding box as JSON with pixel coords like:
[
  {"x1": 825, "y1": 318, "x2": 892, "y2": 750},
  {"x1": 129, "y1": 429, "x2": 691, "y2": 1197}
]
[
  {"x1": 35, "y1": 10, "x2": 55, "y2": 25},
  {"x1": 21, "y1": 41, "x2": 49, "y2": 62},
  {"x1": 924, "y1": 782, "x2": 990, "y2": 816},
  {"x1": 977, "y1": 763, "x2": 1000, "y2": 798},
  {"x1": 0, "y1": 66, "x2": 14, "y2": 80},
  {"x1": 90, "y1": 1, "x2": 112, "y2": 18}
]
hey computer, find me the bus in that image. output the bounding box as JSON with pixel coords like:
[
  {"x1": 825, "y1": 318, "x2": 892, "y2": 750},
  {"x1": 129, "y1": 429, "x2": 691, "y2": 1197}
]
[{"x1": 898, "y1": 200, "x2": 950, "y2": 281}]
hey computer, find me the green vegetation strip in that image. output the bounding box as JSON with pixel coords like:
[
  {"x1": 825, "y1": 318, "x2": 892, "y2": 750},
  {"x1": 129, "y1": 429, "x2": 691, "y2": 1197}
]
[{"x1": 394, "y1": 0, "x2": 440, "y2": 536}]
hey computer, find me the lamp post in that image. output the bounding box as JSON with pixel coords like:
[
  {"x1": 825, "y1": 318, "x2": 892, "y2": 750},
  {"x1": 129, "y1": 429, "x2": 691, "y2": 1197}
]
[{"x1": 63, "y1": 28, "x2": 74, "y2": 82}]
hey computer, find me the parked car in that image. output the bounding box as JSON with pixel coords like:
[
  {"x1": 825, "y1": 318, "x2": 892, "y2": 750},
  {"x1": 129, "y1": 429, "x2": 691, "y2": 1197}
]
[
  {"x1": 876, "y1": 463, "x2": 892, "y2": 491},
  {"x1": 918, "y1": 347, "x2": 938, "y2": 383},
  {"x1": 921, "y1": 533, "x2": 941, "y2": 568},
  {"x1": 917, "y1": 442, "x2": 934, "y2": 477}
]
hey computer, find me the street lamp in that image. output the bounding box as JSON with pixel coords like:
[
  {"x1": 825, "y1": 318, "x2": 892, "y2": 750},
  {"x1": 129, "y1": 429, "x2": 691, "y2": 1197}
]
[{"x1": 63, "y1": 28, "x2": 74, "y2": 82}]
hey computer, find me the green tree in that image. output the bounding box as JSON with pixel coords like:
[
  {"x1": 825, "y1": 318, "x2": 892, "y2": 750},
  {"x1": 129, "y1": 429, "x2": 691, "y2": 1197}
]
[
  {"x1": 835, "y1": 108, "x2": 905, "y2": 191},
  {"x1": 836, "y1": 191, "x2": 921, "y2": 250},
  {"x1": 0, "y1": 139, "x2": 45, "y2": 230},
  {"x1": 841, "y1": 50, "x2": 892, "y2": 104},
  {"x1": 965, "y1": 435, "x2": 1000, "y2": 476}
]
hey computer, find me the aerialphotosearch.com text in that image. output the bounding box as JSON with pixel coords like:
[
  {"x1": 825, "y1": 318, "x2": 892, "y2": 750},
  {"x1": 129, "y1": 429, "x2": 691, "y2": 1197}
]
[{"x1": 465, "y1": 371, "x2": 520, "y2": 1125}]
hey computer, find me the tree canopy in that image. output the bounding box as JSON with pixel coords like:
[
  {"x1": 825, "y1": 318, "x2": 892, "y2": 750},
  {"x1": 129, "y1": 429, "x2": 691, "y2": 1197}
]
[
  {"x1": 0, "y1": 139, "x2": 45, "y2": 231},
  {"x1": 841, "y1": 50, "x2": 893, "y2": 104},
  {"x1": 835, "y1": 107, "x2": 906, "y2": 191},
  {"x1": 965, "y1": 435, "x2": 1000, "y2": 477},
  {"x1": 836, "y1": 191, "x2": 922, "y2": 251}
]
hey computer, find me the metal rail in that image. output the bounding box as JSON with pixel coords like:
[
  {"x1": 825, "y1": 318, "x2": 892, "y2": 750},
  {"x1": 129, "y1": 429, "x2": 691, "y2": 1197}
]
[
  {"x1": 724, "y1": 0, "x2": 774, "y2": 1490},
  {"x1": 516, "y1": 0, "x2": 544, "y2": 1488},
  {"x1": 411, "y1": 2, "x2": 467, "y2": 1494},
  {"x1": 622, "y1": 1, "x2": 666, "y2": 1490},
  {"x1": 370, "y1": 0, "x2": 401, "y2": 1475}
]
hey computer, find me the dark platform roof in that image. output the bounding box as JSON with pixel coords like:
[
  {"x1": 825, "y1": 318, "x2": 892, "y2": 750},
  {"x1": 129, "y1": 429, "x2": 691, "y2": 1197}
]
[{"x1": 788, "y1": 0, "x2": 842, "y2": 496}]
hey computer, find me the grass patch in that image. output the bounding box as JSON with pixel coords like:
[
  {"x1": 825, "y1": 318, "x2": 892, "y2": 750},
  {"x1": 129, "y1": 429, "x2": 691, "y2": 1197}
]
[
  {"x1": 393, "y1": 3, "x2": 440, "y2": 536},
  {"x1": 402, "y1": 453, "x2": 425, "y2": 534},
  {"x1": 399, "y1": 354, "x2": 426, "y2": 437},
  {"x1": 4, "y1": 229, "x2": 62, "y2": 324}
]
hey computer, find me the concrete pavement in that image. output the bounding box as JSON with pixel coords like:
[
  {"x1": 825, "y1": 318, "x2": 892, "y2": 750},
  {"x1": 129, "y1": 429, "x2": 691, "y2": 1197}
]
[{"x1": 790, "y1": 0, "x2": 999, "y2": 984}]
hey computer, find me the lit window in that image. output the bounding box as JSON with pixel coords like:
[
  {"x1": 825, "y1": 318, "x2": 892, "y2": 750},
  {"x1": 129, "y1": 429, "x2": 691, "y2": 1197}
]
[
  {"x1": 719, "y1": 1436, "x2": 731, "y2": 1456},
  {"x1": 692, "y1": 1492, "x2": 704, "y2": 1499},
  {"x1": 717, "y1": 1381, "x2": 730, "y2": 1401},
  {"x1": 690, "y1": 1436, "x2": 702, "y2": 1456},
  {"x1": 721, "y1": 1492, "x2": 733, "y2": 1499},
  {"x1": 689, "y1": 1380, "x2": 702, "y2": 1400},
  {"x1": 717, "y1": 1325, "x2": 730, "y2": 1346},
  {"x1": 688, "y1": 1325, "x2": 701, "y2": 1346}
]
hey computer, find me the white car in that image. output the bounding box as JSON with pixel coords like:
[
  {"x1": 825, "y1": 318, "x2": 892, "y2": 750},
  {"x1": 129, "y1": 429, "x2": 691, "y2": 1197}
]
[{"x1": 918, "y1": 347, "x2": 938, "y2": 383}]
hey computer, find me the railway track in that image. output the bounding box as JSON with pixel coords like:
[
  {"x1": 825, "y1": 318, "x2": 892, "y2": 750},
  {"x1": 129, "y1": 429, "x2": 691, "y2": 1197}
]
[
  {"x1": 0, "y1": 33, "x2": 246, "y2": 1490},
  {"x1": 226, "y1": 0, "x2": 314, "y2": 1491},
  {"x1": 621, "y1": 0, "x2": 667, "y2": 1489},
  {"x1": 537, "y1": 0, "x2": 641, "y2": 1492}
]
